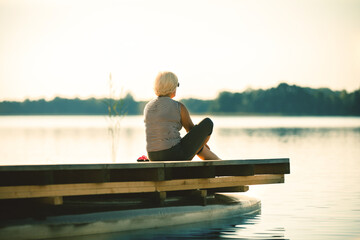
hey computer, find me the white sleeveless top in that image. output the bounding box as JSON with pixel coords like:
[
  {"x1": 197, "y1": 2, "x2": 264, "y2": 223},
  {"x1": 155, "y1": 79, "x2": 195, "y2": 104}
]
[{"x1": 144, "y1": 97, "x2": 182, "y2": 152}]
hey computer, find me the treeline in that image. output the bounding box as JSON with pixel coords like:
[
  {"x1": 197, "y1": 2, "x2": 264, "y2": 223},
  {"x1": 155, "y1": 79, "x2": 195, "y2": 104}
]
[
  {"x1": 182, "y1": 83, "x2": 360, "y2": 116},
  {"x1": 0, "y1": 83, "x2": 359, "y2": 115},
  {"x1": 0, "y1": 93, "x2": 143, "y2": 116}
]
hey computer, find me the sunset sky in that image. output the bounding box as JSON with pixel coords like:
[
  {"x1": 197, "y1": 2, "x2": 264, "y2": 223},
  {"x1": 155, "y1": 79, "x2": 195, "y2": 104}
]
[{"x1": 0, "y1": 0, "x2": 359, "y2": 101}]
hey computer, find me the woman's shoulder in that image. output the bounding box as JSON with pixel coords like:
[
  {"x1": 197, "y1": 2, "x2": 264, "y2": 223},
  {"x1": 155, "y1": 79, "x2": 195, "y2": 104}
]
[
  {"x1": 161, "y1": 97, "x2": 182, "y2": 114},
  {"x1": 170, "y1": 98, "x2": 183, "y2": 108},
  {"x1": 144, "y1": 98, "x2": 154, "y2": 107},
  {"x1": 146, "y1": 97, "x2": 183, "y2": 109},
  {"x1": 158, "y1": 97, "x2": 179, "y2": 105},
  {"x1": 144, "y1": 98, "x2": 158, "y2": 112}
]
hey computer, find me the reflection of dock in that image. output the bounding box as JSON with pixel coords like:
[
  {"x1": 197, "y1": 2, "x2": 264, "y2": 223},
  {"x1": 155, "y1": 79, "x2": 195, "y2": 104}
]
[{"x1": 0, "y1": 159, "x2": 290, "y2": 239}]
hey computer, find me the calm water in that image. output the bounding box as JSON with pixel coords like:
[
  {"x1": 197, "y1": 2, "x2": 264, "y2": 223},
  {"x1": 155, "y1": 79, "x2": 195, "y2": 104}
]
[{"x1": 1, "y1": 115, "x2": 360, "y2": 239}]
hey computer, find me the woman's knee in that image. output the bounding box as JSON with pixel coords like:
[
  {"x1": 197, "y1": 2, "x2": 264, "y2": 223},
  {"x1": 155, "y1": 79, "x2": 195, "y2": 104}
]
[{"x1": 200, "y1": 117, "x2": 213, "y2": 135}]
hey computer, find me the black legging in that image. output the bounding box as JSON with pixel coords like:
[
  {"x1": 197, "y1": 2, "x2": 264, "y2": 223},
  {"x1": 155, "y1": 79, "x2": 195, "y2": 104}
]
[{"x1": 148, "y1": 118, "x2": 213, "y2": 161}]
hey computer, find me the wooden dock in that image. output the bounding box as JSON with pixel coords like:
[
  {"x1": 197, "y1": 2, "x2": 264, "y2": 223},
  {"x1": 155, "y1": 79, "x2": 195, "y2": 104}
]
[
  {"x1": 0, "y1": 159, "x2": 290, "y2": 239},
  {"x1": 0, "y1": 158, "x2": 290, "y2": 206}
]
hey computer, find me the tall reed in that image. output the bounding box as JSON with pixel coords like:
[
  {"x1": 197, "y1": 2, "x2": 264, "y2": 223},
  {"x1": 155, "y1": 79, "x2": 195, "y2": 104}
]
[{"x1": 104, "y1": 73, "x2": 126, "y2": 162}]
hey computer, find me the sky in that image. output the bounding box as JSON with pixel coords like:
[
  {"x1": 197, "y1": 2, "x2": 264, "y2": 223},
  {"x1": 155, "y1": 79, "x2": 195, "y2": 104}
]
[{"x1": 0, "y1": 0, "x2": 359, "y2": 101}]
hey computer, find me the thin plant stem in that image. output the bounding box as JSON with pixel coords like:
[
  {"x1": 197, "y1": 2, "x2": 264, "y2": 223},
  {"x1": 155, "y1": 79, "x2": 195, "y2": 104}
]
[{"x1": 105, "y1": 72, "x2": 125, "y2": 162}]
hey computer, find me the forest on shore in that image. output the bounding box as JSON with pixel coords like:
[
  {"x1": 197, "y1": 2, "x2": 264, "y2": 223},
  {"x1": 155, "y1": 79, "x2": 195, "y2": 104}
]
[{"x1": 1, "y1": 83, "x2": 359, "y2": 116}]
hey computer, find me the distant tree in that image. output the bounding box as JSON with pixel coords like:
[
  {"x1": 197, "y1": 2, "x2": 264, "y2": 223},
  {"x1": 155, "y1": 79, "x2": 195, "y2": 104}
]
[
  {"x1": 211, "y1": 92, "x2": 235, "y2": 113},
  {"x1": 0, "y1": 84, "x2": 359, "y2": 116},
  {"x1": 181, "y1": 98, "x2": 211, "y2": 114}
]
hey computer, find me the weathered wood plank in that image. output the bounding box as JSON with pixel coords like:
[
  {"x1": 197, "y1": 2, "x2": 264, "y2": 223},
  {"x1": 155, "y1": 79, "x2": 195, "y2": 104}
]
[
  {"x1": 110, "y1": 168, "x2": 166, "y2": 181},
  {"x1": 254, "y1": 163, "x2": 290, "y2": 174},
  {"x1": 0, "y1": 182, "x2": 156, "y2": 199},
  {"x1": 0, "y1": 159, "x2": 289, "y2": 186},
  {"x1": 208, "y1": 186, "x2": 249, "y2": 193},
  {"x1": 0, "y1": 168, "x2": 166, "y2": 186},
  {"x1": 162, "y1": 158, "x2": 289, "y2": 167},
  {"x1": 0, "y1": 159, "x2": 289, "y2": 171},
  {"x1": 215, "y1": 165, "x2": 254, "y2": 176},
  {"x1": 0, "y1": 175, "x2": 284, "y2": 200},
  {"x1": 155, "y1": 175, "x2": 284, "y2": 192},
  {"x1": 0, "y1": 171, "x2": 55, "y2": 186},
  {"x1": 165, "y1": 166, "x2": 215, "y2": 180},
  {"x1": 0, "y1": 162, "x2": 166, "y2": 171},
  {"x1": 53, "y1": 170, "x2": 110, "y2": 184}
]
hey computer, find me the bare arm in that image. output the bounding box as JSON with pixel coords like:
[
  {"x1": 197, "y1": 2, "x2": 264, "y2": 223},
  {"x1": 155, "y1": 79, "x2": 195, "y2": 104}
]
[
  {"x1": 180, "y1": 102, "x2": 213, "y2": 153},
  {"x1": 180, "y1": 102, "x2": 194, "y2": 132}
]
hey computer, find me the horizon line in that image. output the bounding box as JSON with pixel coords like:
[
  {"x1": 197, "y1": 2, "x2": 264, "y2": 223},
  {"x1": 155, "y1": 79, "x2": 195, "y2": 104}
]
[{"x1": 1, "y1": 82, "x2": 359, "y2": 103}]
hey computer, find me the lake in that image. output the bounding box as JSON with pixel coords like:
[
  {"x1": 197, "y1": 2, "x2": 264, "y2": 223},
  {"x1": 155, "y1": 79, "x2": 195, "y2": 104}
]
[{"x1": 0, "y1": 115, "x2": 360, "y2": 239}]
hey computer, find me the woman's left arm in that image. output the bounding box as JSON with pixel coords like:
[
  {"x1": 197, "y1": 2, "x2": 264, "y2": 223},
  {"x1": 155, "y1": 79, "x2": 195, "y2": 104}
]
[{"x1": 180, "y1": 102, "x2": 194, "y2": 132}]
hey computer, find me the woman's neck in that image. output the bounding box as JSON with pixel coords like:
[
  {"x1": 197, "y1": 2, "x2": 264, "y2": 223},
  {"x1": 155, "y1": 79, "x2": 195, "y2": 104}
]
[{"x1": 159, "y1": 93, "x2": 175, "y2": 98}]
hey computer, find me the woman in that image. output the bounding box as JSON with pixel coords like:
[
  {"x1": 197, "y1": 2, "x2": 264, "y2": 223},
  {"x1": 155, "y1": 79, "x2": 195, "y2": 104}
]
[{"x1": 144, "y1": 71, "x2": 221, "y2": 161}]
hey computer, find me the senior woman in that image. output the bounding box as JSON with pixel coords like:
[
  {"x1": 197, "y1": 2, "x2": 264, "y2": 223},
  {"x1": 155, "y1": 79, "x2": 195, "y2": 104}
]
[{"x1": 144, "y1": 71, "x2": 221, "y2": 161}]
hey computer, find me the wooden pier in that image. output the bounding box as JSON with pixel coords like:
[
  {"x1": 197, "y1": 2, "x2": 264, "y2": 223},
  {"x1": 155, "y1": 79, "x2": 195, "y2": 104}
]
[
  {"x1": 0, "y1": 159, "x2": 290, "y2": 239},
  {"x1": 0, "y1": 158, "x2": 290, "y2": 206}
]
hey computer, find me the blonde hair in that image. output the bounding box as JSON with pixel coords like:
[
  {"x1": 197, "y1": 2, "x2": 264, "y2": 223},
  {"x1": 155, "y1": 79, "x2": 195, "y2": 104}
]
[{"x1": 154, "y1": 71, "x2": 179, "y2": 96}]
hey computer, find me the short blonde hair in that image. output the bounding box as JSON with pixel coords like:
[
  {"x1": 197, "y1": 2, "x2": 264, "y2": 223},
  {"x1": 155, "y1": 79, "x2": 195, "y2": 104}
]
[{"x1": 154, "y1": 71, "x2": 179, "y2": 96}]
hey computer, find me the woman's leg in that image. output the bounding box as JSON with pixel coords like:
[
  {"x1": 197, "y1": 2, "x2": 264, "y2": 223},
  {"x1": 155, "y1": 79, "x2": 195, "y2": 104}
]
[
  {"x1": 181, "y1": 118, "x2": 221, "y2": 160},
  {"x1": 197, "y1": 145, "x2": 221, "y2": 160}
]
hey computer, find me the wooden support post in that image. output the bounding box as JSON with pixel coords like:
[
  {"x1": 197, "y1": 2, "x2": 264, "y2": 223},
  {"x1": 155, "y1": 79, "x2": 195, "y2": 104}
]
[
  {"x1": 37, "y1": 196, "x2": 63, "y2": 205},
  {"x1": 198, "y1": 189, "x2": 207, "y2": 206},
  {"x1": 155, "y1": 191, "x2": 167, "y2": 206},
  {"x1": 174, "y1": 189, "x2": 208, "y2": 206}
]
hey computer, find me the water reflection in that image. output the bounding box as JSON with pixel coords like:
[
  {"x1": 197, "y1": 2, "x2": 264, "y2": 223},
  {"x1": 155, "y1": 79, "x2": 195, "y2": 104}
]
[
  {"x1": 218, "y1": 127, "x2": 360, "y2": 138},
  {"x1": 62, "y1": 212, "x2": 288, "y2": 240},
  {"x1": 1, "y1": 116, "x2": 360, "y2": 239}
]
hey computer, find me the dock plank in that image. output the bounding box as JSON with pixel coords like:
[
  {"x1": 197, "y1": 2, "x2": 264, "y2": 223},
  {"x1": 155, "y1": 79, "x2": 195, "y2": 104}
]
[
  {"x1": 0, "y1": 159, "x2": 289, "y2": 200},
  {"x1": 0, "y1": 159, "x2": 289, "y2": 186},
  {"x1": 0, "y1": 159, "x2": 289, "y2": 171},
  {"x1": 0, "y1": 175, "x2": 284, "y2": 199}
]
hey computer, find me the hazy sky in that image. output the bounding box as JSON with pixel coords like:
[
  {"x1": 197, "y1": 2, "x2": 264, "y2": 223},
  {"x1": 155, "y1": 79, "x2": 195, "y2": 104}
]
[{"x1": 0, "y1": 0, "x2": 359, "y2": 101}]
